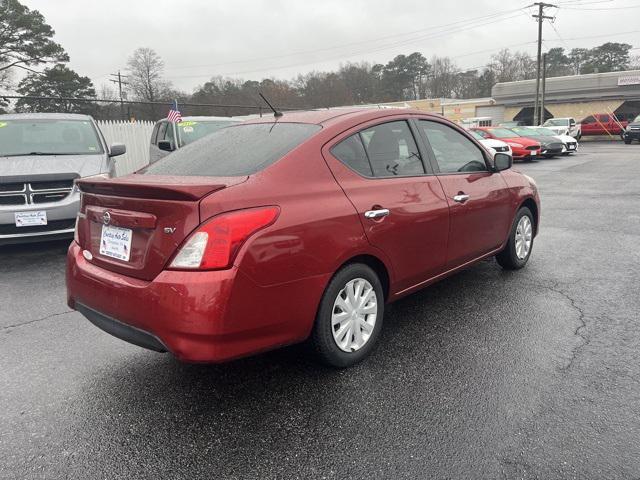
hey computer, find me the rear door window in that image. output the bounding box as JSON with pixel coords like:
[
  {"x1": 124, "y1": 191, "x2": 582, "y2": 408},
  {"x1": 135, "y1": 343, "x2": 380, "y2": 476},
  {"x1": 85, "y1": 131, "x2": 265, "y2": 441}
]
[
  {"x1": 359, "y1": 121, "x2": 425, "y2": 177},
  {"x1": 331, "y1": 134, "x2": 373, "y2": 177},
  {"x1": 143, "y1": 123, "x2": 321, "y2": 177}
]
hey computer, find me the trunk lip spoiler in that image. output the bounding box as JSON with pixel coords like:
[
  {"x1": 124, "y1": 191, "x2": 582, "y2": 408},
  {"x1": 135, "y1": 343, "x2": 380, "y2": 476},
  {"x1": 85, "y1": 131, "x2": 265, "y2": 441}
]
[{"x1": 77, "y1": 175, "x2": 249, "y2": 201}]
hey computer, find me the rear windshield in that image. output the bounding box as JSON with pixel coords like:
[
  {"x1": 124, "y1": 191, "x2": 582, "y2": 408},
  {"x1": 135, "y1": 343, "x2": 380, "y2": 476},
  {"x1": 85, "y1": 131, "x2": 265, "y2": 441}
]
[
  {"x1": 486, "y1": 128, "x2": 519, "y2": 139},
  {"x1": 177, "y1": 120, "x2": 238, "y2": 147},
  {"x1": 144, "y1": 122, "x2": 321, "y2": 177},
  {"x1": 0, "y1": 119, "x2": 103, "y2": 156}
]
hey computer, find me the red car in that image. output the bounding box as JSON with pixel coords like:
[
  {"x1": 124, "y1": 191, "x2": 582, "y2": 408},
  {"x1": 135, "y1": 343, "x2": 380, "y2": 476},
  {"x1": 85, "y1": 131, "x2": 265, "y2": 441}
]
[
  {"x1": 67, "y1": 109, "x2": 540, "y2": 367},
  {"x1": 472, "y1": 127, "x2": 541, "y2": 161},
  {"x1": 580, "y1": 113, "x2": 627, "y2": 137}
]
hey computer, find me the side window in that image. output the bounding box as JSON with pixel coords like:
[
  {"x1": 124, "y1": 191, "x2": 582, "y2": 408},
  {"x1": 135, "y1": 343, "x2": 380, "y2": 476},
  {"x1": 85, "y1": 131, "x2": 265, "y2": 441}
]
[
  {"x1": 156, "y1": 122, "x2": 168, "y2": 143},
  {"x1": 420, "y1": 121, "x2": 488, "y2": 174},
  {"x1": 599, "y1": 114, "x2": 610, "y2": 123},
  {"x1": 151, "y1": 123, "x2": 160, "y2": 145},
  {"x1": 582, "y1": 116, "x2": 595, "y2": 124},
  {"x1": 359, "y1": 121, "x2": 425, "y2": 177},
  {"x1": 331, "y1": 134, "x2": 373, "y2": 176},
  {"x1": 164, "y1": 122, "x2": 176, "y2": 144}
]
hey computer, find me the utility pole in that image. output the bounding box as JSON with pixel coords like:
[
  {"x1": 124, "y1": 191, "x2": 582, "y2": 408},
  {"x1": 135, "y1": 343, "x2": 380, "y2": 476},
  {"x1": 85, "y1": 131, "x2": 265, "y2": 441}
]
[
  {"x1": 532, "y1": 2, "x2": 555, "y2": 125},
  {"x1": 541, "y1": 52, "x2": 547, "y2": 124},
  {"x1": 109, "y1": 71, "x2": 129, "y2": 120}
]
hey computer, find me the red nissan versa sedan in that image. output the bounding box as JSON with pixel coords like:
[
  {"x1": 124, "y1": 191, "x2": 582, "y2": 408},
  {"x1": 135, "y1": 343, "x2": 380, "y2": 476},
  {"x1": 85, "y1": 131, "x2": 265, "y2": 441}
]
[
  {"x1": 67, "y1": 109, "x2": 540, "y2": 367},
  {"x1": 472, "y1": 127, "x2": 541, "y2": 161}
]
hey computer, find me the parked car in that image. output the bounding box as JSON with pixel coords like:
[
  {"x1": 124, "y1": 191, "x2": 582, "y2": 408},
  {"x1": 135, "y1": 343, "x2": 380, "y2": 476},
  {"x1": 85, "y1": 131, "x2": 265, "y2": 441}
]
[
  {"x1": 580, "y1": 113, "x2": 627, "y2": 137},
  {"x1": 528, "y1": 126, "x2": 578, "y2": 155},
  {"x1": 623, "y1": 114, "x2": 640, "y2": 144},
  {"x1": 67, "y1": 109, "x2": 540, "y2": 367},
  {"x1": 149, "y1": 116, "x2": 242, "y2": 163},
  {"x1": 472, "y1": 127, "x2": 541, "y2": 161},
  {"x1": 510, "y1": 126, "x2": 567, "y2": 158},
  {"x1": 542, "y1": 117, "x2": 581, "y2": 139},
  {"x1": 468, "y1": 129, "x2": 513, "y2": 158},
  {"x1": 0, "y1": 113, "x2": 125, "y2": 246}
]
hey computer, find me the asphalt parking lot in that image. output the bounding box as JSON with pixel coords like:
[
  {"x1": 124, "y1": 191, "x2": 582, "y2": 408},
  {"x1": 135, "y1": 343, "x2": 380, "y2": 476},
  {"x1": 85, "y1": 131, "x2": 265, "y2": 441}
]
[{"x1": 1, "y1": 142, "x2": 639, "y2": 479}]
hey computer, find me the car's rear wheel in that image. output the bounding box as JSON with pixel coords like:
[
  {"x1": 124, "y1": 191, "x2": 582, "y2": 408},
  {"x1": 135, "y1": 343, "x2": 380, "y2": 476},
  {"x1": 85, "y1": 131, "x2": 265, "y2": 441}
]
[
  {"x1": 624, "y1": 138, "x2": 632, "y2": 144},
  {"x1": 311, "y1": 263, "x2": 384, "y2": 368},
  {"x1": 496, "y1": 207, "x2": 534, "y2": 270}
]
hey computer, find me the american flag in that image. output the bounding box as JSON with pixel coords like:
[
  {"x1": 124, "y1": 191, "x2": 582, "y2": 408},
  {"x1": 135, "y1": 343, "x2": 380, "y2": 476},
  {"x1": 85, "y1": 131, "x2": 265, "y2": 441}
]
[{"x1": 167, "y1": 100, "x2": 182, "y2": 123}]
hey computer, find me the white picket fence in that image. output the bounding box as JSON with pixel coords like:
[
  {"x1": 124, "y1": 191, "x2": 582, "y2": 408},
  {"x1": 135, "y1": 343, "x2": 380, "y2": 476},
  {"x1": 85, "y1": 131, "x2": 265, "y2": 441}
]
[{"x1": 97, "y1": 120, "x2": 155, "y2": 176}]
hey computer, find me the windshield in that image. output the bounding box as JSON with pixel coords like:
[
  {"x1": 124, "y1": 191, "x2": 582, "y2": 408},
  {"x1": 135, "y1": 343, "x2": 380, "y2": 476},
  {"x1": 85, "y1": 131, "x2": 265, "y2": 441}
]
[
  {"x1": 486, "y1": 128, "x2": 519, "y2": 139},
  {"x1": 543, "y1": 118, "x2": 569, "y2": 127},
  {"x1": 536, "y1": 127, "x2": 559, "y2": 136},
  {"x1": 468, "y1": 130, "x2": 484, "y2": 140},
  {"x1": 143, "y1": 122, "x2": 321, "y2": 177},
  {"x1": 512, "y1": 127, "x2": 546, "y2": 137},
  {"x1": 177, "y1": 120, "x2": 239, "y2": 146},
  {"x1": 0, "y1": 119, "x2": 103, "y2": 157}
]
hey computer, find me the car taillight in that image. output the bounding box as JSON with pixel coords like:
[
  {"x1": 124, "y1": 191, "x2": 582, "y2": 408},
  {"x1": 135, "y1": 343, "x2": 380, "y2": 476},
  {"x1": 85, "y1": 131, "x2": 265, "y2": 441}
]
[{"x1": 168, "y1": 206, "x2": 280, "y2": 270}]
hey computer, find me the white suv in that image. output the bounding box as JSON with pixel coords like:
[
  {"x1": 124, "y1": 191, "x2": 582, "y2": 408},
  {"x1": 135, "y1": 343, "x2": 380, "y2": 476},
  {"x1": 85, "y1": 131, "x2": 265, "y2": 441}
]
[{"x1": 543, "y1": 117, "x2": 581, "y2": 140}]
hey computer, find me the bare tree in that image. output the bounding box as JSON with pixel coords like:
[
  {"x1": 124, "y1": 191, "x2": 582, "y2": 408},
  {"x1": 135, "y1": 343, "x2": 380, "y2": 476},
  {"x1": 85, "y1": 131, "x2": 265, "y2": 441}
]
[{"x1": 126, "y1": 47, "x2": 171, "y2": 102}]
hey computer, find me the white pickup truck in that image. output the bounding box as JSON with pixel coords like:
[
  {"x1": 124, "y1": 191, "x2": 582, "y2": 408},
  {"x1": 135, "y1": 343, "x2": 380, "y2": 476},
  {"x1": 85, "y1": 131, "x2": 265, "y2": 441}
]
[{"x1": 542, "y1": 117, "x2": 581, "y2": 140}]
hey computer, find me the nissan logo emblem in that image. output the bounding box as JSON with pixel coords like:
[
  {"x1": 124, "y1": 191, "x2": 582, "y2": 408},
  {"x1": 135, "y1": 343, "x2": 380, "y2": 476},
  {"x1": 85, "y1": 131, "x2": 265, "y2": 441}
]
[{"x1": 103, "y1": 211, "x2": 111, "y2": 226}]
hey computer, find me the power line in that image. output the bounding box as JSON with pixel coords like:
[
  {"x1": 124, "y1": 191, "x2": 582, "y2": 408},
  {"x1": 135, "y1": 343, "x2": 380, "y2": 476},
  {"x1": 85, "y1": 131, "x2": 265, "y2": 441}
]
[
  {"x1": 165, "y1": 11, "x2": 527, "y2": 79},
  {"x1": 163, "y1": 7, "x2": 527, "y2": 73}
]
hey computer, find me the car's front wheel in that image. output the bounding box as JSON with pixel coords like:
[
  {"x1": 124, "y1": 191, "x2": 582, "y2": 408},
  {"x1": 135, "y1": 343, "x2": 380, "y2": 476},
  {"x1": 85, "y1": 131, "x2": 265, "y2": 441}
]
[
  {"x1": 496, "y1": 207, "x2": 535, "y2": 270},
  {"x1": 311, "y1": 263, "x2": 384, "y2": 368}
]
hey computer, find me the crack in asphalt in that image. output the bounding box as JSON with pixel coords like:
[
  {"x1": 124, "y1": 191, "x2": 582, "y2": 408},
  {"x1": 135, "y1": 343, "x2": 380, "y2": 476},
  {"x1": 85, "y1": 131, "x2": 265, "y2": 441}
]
[
  {"x1": 522, "y1": 279, "x2": 588, "y2": 372},
  {"x1": 1, "y1": 309, "x2": 74, "y2": 332}
]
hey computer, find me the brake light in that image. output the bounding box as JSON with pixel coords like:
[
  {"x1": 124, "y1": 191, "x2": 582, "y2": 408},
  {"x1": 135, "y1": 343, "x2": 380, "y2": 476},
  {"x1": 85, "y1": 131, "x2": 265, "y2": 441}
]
[{"x1": 169, "y1": 206, "x2": 280, "y2": 270}]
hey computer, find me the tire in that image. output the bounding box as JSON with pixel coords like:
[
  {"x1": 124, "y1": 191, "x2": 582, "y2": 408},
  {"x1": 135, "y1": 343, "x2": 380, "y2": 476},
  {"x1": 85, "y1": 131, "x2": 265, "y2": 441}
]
[
  {"x1": 310, "y1": 263, "x2": 384, "y2": 368},
  {"x1": 624, "y1": 138, "x2": 632, "y2": 145},
  {"x1": 496, "y1": 207, "x2": 535, "y2": 270}
]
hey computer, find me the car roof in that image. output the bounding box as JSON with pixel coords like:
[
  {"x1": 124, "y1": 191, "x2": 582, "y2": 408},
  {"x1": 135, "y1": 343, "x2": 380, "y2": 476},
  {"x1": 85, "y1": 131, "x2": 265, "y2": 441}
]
[
  {"x1": 177, "y1": 116, "x2": 244, "y2": 122},
  {"x1": 243, "y1": 107, "x2": 439, "y2": 127},
  {"x1": 0, "y1": 112, "x2": 95, "y2": 121}
]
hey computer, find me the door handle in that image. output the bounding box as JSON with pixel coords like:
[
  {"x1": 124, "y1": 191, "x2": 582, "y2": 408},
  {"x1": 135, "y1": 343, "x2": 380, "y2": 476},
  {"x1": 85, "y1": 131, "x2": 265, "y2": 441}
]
[
  {"x1": 364, "y1": 208, "x2": 390, "y2": 219},
  {"x1": 453, "y1": 194, "x2": 470, "y2": 203}
]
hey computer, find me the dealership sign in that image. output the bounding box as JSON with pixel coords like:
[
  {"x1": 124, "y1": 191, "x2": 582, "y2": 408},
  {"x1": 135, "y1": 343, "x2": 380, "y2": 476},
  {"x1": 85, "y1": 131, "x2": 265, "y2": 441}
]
[{"x1": 618, "y1": 75, "x2": 640, "y2": 86}]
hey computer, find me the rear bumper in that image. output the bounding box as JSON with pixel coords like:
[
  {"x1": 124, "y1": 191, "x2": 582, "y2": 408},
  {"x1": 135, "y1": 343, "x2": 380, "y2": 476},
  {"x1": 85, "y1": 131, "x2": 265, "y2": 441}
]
[
  {"x1": 66, "y1": 242, "x2": 327, "y2": 362},
  {"x1": 76, "y1": 303, "x2": 168, "y2": 352}
]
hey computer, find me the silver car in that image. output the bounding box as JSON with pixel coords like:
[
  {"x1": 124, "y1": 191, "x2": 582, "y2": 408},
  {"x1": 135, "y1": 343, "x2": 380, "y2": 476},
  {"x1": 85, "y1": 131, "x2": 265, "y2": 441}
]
[{"x1": 0, "y1": 113, "x2": 125, "y2": 246}]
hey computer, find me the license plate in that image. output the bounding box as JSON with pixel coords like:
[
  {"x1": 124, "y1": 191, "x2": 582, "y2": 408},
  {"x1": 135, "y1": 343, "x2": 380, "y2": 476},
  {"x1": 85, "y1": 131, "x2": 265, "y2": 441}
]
[
  {"x1": 569, "y1": 145, "x2": 576, "y2": 149},
  {"x1": 15, "y1": 211, "x2": 47, "y2": 227},
  {"x1": 100, "y1": 224, "x2": 132, "y2": 261}
]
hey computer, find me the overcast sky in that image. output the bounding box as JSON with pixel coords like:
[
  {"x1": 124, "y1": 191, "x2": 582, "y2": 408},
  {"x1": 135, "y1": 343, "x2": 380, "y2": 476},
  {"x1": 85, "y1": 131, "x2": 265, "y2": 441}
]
[{"x1": 22, "y1": 0, "x2": 640, "y2": 93}]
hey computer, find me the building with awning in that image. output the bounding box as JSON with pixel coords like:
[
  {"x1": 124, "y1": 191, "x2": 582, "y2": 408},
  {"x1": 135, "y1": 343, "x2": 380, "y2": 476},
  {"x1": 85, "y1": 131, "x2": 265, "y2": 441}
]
[{"x1": 492, "y1": 70, "x2": 640, "y2": 125}]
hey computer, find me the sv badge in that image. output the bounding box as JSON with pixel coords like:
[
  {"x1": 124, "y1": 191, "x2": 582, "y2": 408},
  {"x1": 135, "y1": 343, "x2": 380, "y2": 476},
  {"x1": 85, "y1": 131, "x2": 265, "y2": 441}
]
[{"x1": 163, "y1": 227, "x2": 177, "y2": 234}]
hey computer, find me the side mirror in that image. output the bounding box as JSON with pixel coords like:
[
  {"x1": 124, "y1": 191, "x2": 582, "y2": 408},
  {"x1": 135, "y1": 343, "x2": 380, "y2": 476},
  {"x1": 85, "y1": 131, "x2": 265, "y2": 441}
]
[
  {"x1": 109, "y1": 143, "x2": 126, "y2": 157},
  {"x1": 493, "y1": 152, "x2": 512, "y2": 172},
  {"x1": 570, "y1": 120, "x2": 576, "y2": 127},
  {"x1": 158, "y1": 140, "x2": 175, "y2": 152}
]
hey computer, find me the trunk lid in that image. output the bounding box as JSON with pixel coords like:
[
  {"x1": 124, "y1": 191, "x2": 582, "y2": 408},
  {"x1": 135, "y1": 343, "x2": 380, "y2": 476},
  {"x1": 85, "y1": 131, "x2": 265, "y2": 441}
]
[{"x1": 76, "y1": 175, "x2": 247, "y2": 280}]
